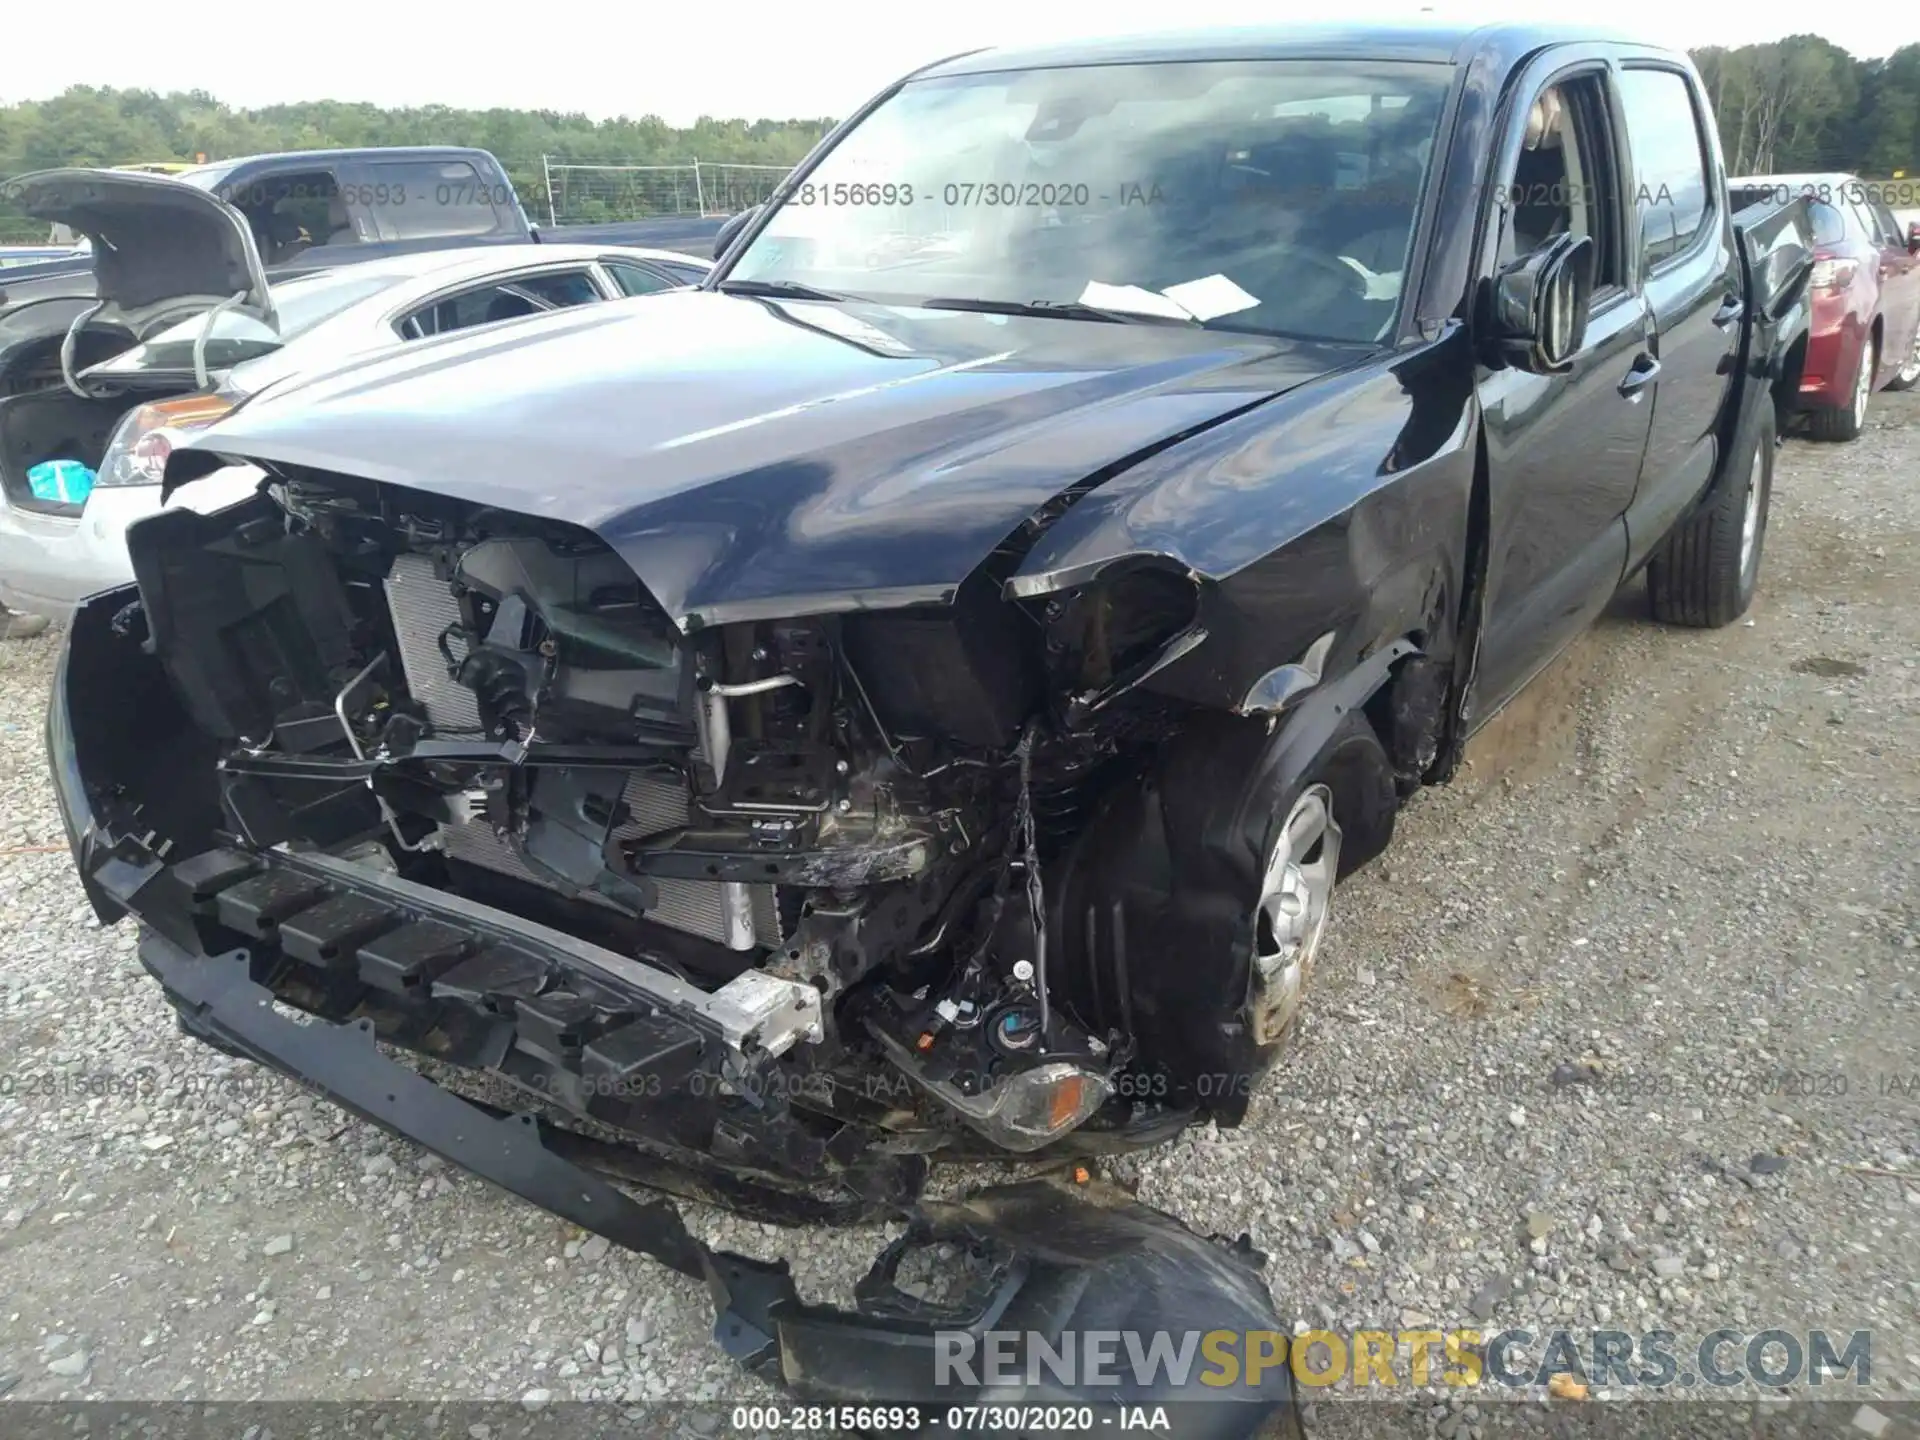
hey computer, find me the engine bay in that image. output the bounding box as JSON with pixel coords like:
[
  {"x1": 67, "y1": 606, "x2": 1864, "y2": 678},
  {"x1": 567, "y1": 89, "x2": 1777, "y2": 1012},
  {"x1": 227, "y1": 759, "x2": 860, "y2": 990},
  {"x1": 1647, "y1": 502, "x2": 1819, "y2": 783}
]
[{"x1": 110, "y1": 467, "x2": 1222, "y2": 1194}]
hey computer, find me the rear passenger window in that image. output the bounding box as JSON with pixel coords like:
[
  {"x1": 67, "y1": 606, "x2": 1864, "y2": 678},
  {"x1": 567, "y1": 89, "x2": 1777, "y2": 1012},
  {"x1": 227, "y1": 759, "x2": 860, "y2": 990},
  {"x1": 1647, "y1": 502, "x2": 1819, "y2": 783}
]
[
  {"x1": 364, "y1": 159, "x2": 507, "y2": 241},
  {"x1": 1868, "y1": 197, "x2": 1904, "y2": 246},
  {"x1": 604, "y1": 261, "x2": 679, "y2": 296},
  {"x1": 223, "y1": 169, "x2": 356, "y2": 264},
  {"x1": 399, "y1": 268, "x2": 602, "y2": 338},
  {"x1": 1846, "y1": 198, "x2": 1882, "y2": 245},
  {"x1": 1805, "y1": 201, "x2": 1848, "y2": 248},
  {"x1": 1617, "y1": 69, "x2": 1713, "y2": 266},
  {"x1": 514, "y1": 271, "x2": 600, "y2": 308}
]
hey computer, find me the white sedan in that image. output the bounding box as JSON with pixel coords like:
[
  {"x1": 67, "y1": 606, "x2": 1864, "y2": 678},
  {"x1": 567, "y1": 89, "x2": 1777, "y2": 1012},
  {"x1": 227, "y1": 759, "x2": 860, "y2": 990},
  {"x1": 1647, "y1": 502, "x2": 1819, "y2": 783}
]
[{"x1": 0, "y1": 223, "x2": 708, "y2": 617}]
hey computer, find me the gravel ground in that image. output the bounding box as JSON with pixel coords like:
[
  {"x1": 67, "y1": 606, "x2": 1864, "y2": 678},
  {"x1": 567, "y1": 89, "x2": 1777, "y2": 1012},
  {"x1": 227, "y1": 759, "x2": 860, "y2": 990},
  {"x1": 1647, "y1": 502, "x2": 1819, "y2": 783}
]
[{"x1": 1, "y1": 390, "x2": 1917, "y2": 1432}]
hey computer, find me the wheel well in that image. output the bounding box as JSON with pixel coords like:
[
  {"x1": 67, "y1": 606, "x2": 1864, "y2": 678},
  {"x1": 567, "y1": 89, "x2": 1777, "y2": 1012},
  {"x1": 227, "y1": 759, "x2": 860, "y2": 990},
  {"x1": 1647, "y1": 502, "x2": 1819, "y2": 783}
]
[
  {"x1": 1362, "y1": 646, "x2": 1449, "y2": 794},
  {"x1": 1317, "y1": 709, "x2": 1399, "y2": 876}
]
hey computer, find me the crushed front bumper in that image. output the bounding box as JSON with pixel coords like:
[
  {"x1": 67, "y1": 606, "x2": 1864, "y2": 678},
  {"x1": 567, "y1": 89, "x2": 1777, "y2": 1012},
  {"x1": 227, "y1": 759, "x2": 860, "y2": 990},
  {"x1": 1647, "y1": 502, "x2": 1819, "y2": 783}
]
[{"x1": 47, "y1": 588, "x2": 1302, "y2": 1433}]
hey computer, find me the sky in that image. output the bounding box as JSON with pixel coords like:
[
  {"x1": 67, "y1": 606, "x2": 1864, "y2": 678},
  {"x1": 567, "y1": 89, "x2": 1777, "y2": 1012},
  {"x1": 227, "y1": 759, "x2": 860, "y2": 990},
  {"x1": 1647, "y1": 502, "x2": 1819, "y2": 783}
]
[{"x1": 6, "y1": 0, "x2": 1917, "y2": 126}]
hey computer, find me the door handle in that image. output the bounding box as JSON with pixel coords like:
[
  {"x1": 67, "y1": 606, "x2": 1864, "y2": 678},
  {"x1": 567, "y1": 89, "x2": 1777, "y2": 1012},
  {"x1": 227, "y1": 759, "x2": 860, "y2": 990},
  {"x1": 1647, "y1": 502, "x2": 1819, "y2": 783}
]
[
  {"x1": 1711, "y1": 295, "x2": 1744, "y2": 328},
  {"x1": 1618, "y1": 354, "x2": 1661, "y2": 400}
]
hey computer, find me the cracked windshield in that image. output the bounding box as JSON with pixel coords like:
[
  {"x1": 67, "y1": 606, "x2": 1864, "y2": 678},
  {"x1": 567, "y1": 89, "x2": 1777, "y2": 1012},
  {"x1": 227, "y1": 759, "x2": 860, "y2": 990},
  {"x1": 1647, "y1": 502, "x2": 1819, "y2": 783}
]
[{"x1": 728, "y1": 59, "x2": 1450, "y2": 343}]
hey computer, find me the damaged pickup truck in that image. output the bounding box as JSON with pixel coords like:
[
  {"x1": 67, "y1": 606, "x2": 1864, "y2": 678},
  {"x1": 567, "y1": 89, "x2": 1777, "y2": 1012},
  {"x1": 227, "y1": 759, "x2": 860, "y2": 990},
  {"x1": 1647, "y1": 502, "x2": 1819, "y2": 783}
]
[{"x1": 45, "y1": 22, "x2": 1812, "y2": 1422}]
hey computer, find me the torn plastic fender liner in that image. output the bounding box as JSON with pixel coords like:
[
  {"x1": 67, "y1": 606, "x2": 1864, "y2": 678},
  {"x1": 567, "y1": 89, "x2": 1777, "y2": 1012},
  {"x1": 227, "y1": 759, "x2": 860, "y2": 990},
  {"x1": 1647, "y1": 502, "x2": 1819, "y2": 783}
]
[{"x1": 134, "y1": 932, "x2": 1299, "y2": 1432}]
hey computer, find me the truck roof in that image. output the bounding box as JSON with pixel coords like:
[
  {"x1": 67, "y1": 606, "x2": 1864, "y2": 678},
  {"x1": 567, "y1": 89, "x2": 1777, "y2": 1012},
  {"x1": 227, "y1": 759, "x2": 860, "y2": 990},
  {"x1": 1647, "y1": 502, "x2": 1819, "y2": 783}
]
[
  {"x1": 178, "y1": 146, "x2": 500, "y2": 190},
  {"x1": 921, "y1": 21, "x2": 1652, "y2": 76}
]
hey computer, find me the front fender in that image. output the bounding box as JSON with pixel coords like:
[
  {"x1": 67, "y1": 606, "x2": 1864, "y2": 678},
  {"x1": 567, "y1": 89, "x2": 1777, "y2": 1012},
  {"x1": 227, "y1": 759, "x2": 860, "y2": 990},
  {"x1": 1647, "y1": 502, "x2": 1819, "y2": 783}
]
[{"x1": 1009, "y1": 328, "x2": 1478, "y2": 715}]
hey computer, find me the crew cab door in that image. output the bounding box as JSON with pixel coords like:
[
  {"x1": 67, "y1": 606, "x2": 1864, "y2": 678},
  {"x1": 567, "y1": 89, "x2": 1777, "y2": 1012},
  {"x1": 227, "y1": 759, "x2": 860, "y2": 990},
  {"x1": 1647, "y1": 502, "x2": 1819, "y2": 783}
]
[
  {"x1": 1613, "y1": 61, "x2": 1743, "y2": 573},
  {"x1": 1468, "y1": 53, "x2": 1652, "y2": 722},
  {"x1": 356, "y1": 155, "x2": 523, "y2": 257}
]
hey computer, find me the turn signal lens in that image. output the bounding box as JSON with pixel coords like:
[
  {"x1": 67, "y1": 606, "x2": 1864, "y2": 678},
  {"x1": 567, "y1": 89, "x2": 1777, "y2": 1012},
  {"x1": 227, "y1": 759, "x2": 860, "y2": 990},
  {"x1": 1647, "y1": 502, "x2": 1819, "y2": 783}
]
[
  {"x1": 926, "y1": 1061, "x2": 1110, "y2": 1152},
  {"x1": 1048, "y1": 1073, "x2": 1087, "y2": 1132}
]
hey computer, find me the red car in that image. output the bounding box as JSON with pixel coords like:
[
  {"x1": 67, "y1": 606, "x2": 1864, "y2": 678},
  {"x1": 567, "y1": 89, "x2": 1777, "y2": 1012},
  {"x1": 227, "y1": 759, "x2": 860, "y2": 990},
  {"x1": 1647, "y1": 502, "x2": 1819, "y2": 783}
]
[{"x1": 1734, "y1": 173, "x2": 1920, "y2": 440}]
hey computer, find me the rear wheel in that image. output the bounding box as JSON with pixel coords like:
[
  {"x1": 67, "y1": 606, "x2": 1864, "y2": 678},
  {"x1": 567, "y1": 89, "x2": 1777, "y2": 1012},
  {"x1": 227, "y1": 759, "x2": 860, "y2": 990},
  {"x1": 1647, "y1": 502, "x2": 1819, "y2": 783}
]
[
  {"x1": 1646, "y1": 395, "x2": 1775, "y2": 628},
  {"x1": 1808, "y1": 332, "x2": 1874, "y2": 440}
]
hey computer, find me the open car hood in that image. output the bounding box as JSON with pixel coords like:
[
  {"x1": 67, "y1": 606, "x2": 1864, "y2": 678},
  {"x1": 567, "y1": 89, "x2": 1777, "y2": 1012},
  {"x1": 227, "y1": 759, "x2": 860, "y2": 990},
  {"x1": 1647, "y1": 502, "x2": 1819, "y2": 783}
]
[{"x1": 0, "y1": 168, "x2": 273, "y2": 329}]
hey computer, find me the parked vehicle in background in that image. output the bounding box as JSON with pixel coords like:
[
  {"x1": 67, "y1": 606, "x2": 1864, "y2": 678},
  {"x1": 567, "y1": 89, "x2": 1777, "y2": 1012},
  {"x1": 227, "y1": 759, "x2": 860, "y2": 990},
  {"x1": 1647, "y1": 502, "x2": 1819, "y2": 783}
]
[
  {"x1": 0, "y1": 246, "x2": 81, "y2": 268},
  {"x1": 1, "y1": 164, "x2": 714, "y2": 422},
  {"x1": 0, "y1": 203, "x2": 708, "y2": 616},
  {"x1": 1732, "y1": 173, "x2": 1920, "y2": 440},
  {"x1": 0, "y1": 148, "x2": 727, "y2": 395}
]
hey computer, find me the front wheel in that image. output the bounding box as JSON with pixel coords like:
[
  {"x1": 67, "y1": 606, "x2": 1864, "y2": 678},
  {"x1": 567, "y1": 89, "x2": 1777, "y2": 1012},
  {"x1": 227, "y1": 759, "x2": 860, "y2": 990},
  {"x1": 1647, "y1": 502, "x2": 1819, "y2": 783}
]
[
  {"x1": 1049, "y1": 709, "x2": 1397, "y2": 1123},
  {"x1": 1645, "y1": 395, "x2": 1775, "y2": 628}
]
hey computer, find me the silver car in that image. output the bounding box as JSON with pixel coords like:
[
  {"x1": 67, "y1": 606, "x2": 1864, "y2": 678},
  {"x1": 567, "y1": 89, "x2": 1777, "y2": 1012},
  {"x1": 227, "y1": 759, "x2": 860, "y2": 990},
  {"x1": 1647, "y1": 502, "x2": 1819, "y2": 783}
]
[{"x1": 0, "y1": 173, "x2": 708, "y2": 617}]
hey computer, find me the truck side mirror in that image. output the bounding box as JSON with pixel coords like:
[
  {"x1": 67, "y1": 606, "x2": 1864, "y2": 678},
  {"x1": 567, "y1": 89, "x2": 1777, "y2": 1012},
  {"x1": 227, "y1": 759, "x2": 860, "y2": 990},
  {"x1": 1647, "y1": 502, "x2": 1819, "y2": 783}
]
[
  {"x1": 1907, "y1": 221, "x2": 1920, "y2": 255},
  {"x1": 713, "y1": 205, "x2": 761, "y2": 261},
  {"x1": 1488, "y1": 233, "x2": 1595, "y2": 374}
]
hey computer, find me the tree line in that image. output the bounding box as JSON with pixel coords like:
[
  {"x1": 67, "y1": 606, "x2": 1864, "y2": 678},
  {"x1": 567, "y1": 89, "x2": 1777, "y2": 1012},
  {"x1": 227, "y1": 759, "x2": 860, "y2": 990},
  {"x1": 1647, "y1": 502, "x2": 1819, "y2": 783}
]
[
  {"x1": 2, "y1": 36, "x2": 1916, "y2": 240},
  {"x1": 0, "y1": 87, "x2": 834, "y2": 240},
  {"x1": 1695, "y1": 36, "x2": 1920, "y2": 176}
]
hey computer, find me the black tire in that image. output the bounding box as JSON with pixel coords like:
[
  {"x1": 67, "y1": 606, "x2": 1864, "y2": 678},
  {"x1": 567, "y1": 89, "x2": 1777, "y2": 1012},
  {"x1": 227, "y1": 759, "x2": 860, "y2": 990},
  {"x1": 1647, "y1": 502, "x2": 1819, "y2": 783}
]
[
  {"x1": 1231, "y1": 711, "x2": 1399, "y2": 1054},
  {"x1": 1050, "y1": 707, "x2": 1397, "y2": 1122},
  {"x1": 1807, "y1": 332, "x2": 1873, "y2": 441},
  {"x1": 1645, "y1": 395, "x2": 1775, "y2": 628}
]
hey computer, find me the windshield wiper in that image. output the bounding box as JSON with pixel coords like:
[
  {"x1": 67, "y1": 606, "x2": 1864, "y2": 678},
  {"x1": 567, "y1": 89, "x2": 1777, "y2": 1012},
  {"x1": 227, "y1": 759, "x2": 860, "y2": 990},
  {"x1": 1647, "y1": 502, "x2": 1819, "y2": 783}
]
[
  {"x1": 714, "y1": 278, "x2": 856, "y2": 303},
  {"x1": 916, "y1": 297, "x2": 1201, "y2": 326}
]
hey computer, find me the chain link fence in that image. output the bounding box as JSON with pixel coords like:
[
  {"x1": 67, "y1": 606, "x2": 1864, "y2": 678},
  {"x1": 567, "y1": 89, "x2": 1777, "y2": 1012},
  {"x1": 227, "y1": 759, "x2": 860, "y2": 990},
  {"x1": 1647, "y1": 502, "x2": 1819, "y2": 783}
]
[{"x1": 539, "y1": 159, "x2": 791, "y2": 224}]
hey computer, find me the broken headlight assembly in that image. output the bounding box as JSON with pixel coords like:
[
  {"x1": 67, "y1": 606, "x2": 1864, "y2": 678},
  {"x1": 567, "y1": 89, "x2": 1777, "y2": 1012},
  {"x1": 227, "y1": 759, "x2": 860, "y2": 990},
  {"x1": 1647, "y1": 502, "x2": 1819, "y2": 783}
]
[
  {"x1": 94, "y1": 391, "x2": 240, "y2": 488},
  {"x1": 921, "y1": 1059, "x2": 1113, "y2": 1152}
]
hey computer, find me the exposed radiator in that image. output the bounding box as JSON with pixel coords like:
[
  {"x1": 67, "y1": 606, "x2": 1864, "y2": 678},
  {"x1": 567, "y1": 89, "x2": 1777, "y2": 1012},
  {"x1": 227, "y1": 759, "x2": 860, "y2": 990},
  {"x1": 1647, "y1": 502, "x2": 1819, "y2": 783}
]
[
  {"x1": 382, "y1": 553, "x2": 482, "y2": 733},
  {"x1": 382, "y1": 552, "x2": 774, "y2": 950}
]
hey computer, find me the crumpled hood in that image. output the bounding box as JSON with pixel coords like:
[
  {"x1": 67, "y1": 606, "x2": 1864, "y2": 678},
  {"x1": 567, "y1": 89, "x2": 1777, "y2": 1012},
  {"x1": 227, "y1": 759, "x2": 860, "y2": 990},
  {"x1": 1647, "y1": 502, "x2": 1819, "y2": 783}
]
[{"x1": 178, "y1": 288, "x2": 1356, "y2": 627}]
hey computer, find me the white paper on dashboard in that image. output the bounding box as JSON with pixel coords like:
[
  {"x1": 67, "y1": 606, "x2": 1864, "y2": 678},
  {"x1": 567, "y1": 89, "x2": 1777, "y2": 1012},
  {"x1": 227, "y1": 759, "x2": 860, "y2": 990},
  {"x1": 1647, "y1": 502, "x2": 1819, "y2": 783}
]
[
  {"x1": 1159, "y1": 273, "x2": 1261, "y2": 320},
  {"x1": 1078, "y1": 280, "x2": 1196, "y2": 319},
  {"x1": 1337, "y1": 256, "x2": 1403, "y2": 301}
]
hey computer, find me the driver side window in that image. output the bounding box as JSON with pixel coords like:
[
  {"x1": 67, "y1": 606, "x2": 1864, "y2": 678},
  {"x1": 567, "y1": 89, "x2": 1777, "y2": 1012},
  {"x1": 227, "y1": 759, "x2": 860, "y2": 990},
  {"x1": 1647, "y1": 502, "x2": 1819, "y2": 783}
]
[{"x1": 1496, "y1": 75, "x2": 1622, "y2": 296}]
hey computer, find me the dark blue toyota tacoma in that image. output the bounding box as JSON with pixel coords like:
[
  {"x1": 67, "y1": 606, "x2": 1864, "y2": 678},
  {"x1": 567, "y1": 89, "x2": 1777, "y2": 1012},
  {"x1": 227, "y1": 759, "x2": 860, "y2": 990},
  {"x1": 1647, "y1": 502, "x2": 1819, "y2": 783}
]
[{"x1": 43, "y1": 21, "x2": 1811, "y2": 1425}]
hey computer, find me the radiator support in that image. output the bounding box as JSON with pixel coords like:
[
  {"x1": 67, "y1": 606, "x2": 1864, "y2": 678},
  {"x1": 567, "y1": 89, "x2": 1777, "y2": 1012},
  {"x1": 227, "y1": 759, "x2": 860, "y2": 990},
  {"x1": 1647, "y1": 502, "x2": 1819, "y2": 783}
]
[{"x1": 380, "y1": 552, "x2": 779, "y2": 952}]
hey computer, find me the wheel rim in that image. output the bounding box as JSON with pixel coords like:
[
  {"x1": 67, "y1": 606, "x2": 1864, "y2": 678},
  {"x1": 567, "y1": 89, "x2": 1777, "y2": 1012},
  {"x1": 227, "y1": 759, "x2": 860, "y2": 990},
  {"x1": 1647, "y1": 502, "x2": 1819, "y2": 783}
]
[
  {"x1": 1899, "y1": 330, "x2": 1920, "y2": 387},
  {"x1": 1738, "y1": 442, "x2": 1765, "y2": 581},
  {"x1": 1249, "y1": 784, "x2": 1342, "y2": 1046},
  {"x1": 1853, "y1": 341, "x2": 1873, "y2": 427}
]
